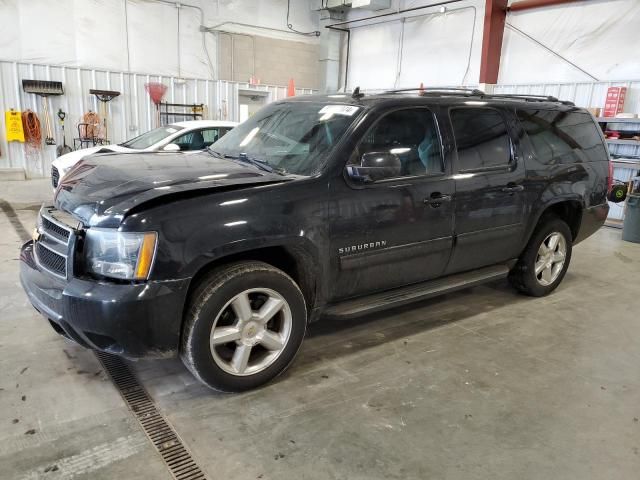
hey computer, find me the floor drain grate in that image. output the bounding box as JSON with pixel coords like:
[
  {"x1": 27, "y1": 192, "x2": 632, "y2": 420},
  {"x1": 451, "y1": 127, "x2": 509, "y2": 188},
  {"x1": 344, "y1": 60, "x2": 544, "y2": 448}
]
[{"x1": 96, "y1": 352, "x2": 208, "y2": 480}]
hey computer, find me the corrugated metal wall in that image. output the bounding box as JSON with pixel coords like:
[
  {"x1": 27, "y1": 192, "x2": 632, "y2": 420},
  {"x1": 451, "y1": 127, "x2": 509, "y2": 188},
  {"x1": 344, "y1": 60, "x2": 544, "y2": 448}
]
[
  {"x1": 0, "y1": 60, "x2": 315, "y2": 179},
  {"x1": 493, "y1": 80, "x2": 640, "y2": 112}
]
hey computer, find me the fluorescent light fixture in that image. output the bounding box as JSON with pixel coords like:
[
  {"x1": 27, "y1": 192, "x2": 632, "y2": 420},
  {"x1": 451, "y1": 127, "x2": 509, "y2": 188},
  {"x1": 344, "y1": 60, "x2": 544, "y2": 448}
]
[
  {"x1": 220, "y1": 198, "x2": 248, "y2": 206},
  {"x1": 198, "y1": 174, "x2": 228, "y2": 180},
  {"x1": 224, "y1": 220, "x2": 248, "y2": 227},
  {"x1": 453, "y1": 173, "x2": 475, "y2": 180},
  {"x1": 390, "y1": 147, "x2": 411, "y2": 154},
  {"x1": 465, "y1": 101, "x2": 488, "y2": 106},
  {"x1": 239, "y1": 127, "x2": 259, "y2": 147}
]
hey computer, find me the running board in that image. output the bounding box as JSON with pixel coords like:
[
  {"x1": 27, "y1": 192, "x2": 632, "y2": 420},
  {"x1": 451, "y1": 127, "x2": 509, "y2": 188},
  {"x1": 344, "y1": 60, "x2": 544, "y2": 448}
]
[{"x1": 324, "y1": 264, "x2": 510, "y2": 318}]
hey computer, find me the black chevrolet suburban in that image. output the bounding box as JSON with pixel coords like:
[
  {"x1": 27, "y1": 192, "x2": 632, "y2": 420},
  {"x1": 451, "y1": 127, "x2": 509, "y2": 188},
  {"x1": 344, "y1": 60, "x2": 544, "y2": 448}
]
[{"x1": 20, "y1": 89, "x2": 612, "y2": 392}]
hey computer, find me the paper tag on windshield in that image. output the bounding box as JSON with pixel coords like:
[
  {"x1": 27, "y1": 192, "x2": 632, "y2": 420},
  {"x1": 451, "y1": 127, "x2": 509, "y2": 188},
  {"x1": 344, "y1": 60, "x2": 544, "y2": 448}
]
[{"x1": 319, "y1": 105, "x2": 360, "y2": 116}]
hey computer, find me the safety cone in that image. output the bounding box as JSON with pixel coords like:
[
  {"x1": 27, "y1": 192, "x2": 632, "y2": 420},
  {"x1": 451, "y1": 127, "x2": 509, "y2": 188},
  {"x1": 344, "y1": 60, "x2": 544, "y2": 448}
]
[{"x1": 287, "y1": 78, "x2": 295, "y2": 97}]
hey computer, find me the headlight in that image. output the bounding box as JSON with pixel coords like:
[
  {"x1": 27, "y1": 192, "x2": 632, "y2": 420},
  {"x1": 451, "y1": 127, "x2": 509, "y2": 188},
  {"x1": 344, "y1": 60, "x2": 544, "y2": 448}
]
[{"x1": 85, "y1": 229, "x2": 157, "y2": 280}]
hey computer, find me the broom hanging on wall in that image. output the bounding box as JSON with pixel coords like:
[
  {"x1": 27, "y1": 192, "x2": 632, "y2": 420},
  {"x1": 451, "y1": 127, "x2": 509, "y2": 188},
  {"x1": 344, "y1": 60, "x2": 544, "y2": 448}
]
[
  {"x1": 22, "y1": 79, "x2": 64, "y2": 145},
  {"x1": 144, "y1": 82, "x2": 167, "y2": 127}
]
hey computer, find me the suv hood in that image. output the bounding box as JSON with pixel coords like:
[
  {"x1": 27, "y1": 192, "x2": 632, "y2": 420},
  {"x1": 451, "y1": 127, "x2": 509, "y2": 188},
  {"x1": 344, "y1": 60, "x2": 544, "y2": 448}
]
[{"x1": 54, "y1": 151, "x2": 294, "y2": 227}]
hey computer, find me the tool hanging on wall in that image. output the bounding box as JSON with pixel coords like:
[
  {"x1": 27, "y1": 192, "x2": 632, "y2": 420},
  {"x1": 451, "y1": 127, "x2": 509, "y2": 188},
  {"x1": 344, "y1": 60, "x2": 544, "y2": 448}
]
[
  {"x1": 144, "y1": 82, "x2": 168, "y2": 127},
  {"x1": 90, "y1": 89, "x2": 120, "y2": 144},
  {"x1": 77, "y1": 111, "x2": 102, "y2": 145},
  {"x1": 22, "y1": 79, "x2": 64, "y2": 145},
  {"x1": 21, "y1": 109, "x2": 42, "y2": 149},
  {"x1": 56, "y1": 109, "x2": 72, "y2": 157}
]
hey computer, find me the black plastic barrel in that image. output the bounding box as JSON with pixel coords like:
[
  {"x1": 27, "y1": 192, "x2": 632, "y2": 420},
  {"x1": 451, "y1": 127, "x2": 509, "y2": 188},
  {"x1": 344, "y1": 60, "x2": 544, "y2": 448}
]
[{"x1": 622, "y1": 194, "x2": 640, "y2": 243}]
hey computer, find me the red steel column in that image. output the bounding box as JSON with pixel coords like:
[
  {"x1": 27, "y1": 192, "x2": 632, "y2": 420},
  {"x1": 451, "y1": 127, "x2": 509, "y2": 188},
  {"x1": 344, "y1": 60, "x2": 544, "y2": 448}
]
[{"x1": 479, "y1": 0, "x2": 508, "y2": 85}]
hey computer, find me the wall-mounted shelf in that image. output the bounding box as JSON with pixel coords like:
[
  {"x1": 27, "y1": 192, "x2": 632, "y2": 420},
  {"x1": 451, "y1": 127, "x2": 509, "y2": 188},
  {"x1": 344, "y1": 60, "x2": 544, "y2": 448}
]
[
  {"x1": 606, "y1": 139, "x2": 640, "y2": 145},
  {"x1": 612, "y1": 159, "x2": 640, "y2": 168},
  {"x1": 597, "y1": 117, "x2": 640, "y2": 123},
  {"x1": 238, "y1": 88, "x2": 269, "y2": 98}
]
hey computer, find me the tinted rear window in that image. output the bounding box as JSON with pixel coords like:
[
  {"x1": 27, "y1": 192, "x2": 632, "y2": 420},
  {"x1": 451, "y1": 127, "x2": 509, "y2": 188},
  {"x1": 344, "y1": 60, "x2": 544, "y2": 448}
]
[
  {"x1": 517, "y1": 110, "x2": 607, "y2": 164},
  {"x1": 451, "y1": 108, "x2": 512, "y2": 172}
]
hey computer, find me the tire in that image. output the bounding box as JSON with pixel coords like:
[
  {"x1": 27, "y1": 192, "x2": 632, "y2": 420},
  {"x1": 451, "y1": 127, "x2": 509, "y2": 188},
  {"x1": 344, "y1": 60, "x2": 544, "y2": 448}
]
[
  {"x1": 509, "y1": 216, "x2": 573, "y2": 297},
  {"x1": 180, "y1": 261, "x2": 307, "y2": 392}
]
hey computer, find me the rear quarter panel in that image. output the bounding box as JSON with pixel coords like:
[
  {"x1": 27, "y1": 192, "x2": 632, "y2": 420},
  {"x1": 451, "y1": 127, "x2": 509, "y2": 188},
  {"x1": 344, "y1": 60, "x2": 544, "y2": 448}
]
[{"x1": 516, "y1": 107, "x2": 609, "y2": 248}]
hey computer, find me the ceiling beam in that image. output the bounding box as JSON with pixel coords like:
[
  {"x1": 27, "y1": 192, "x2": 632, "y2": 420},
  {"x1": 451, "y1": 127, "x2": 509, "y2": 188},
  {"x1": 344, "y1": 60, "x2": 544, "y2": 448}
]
[{"x1": 509, "y1": 0, "x2": 582, "y2": 12}]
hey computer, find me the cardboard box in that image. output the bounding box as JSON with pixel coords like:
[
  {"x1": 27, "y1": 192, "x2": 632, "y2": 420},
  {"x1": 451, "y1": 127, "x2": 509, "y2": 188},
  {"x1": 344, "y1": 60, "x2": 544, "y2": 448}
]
[
  {"x1": 603, "y1": 87, "x2": 627, "y2": 117},
  {"x1": 586, "y1": 107, "x2": 601, "y2": 117}
]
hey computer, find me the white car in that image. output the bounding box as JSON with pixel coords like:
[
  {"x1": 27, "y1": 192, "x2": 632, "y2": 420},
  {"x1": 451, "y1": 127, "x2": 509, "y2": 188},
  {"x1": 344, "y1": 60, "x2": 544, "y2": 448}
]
[{"x1": 51, "y1": 120, "x2": 238, "y2": 188}]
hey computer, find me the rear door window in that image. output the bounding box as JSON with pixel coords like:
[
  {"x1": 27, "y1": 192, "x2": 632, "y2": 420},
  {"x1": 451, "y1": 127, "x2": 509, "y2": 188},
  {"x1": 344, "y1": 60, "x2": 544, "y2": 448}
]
[
  {"x1": 450, "y1": 108, "x2": 512, "y2": 172},
  {"x1": 517, "y1": 109, "x2": 607, "y2": 164}
]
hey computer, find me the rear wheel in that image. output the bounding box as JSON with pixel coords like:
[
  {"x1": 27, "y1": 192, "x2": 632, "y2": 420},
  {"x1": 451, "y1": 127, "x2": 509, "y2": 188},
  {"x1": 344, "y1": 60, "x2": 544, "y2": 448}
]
[
  {"x1": 509, "y1": 216, "x2": 572, "y2": 297},
  {"x1": 181, "y1": 261, "x2": 307, "y2": 392}
]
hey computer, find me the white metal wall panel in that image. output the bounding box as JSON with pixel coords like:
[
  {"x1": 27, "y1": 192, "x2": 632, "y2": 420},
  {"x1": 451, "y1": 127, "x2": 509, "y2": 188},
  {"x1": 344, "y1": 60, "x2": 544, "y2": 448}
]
[
  {"x1": 348, "y1": 21, "x2": 403, "y2": 90},
  {"x1": 500, "y1": 1, "x2": 640, "y2": 84},
  {"x1": 493, "y1": 80, "x2": 640, "y2": 113},
  {"x1": 0, "y1": 61, "x2": 315, "y2": 178}
]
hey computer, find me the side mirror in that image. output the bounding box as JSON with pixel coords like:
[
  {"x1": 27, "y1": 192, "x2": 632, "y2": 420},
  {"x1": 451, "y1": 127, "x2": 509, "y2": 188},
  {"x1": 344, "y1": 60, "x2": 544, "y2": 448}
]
[
  {"x1": 346, "y1": 152, "x2": 401, "y2": 183},
  {"x1": 163, "y1": 143, "x2": 180, "y2": 152}
]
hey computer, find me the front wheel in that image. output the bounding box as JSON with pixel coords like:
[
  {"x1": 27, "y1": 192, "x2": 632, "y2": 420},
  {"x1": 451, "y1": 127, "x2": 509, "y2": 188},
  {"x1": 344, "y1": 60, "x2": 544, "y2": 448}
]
[
  {"x1": 509, "y1": 217, "x2": 573, "y2": 297},
  {"x1": 180, "y1": 261, "x2": 307, "y2": 392}
]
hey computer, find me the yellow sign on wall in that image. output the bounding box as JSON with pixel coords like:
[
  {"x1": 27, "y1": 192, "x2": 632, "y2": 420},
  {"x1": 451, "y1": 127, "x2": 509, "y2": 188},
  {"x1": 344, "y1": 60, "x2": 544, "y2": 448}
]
[{"x1": 5, "y1": 110, "x2": 25, "y2": 142}]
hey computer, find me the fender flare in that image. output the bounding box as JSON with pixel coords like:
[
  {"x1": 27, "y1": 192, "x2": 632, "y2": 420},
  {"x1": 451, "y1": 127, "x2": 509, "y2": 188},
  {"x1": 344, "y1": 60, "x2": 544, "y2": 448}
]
[
  {"x1": 184, "y1": 235, "x2": 324, "y2": 312},
  {"x1": 522, "y1": 196, "x2": 584, "y2": 249}
]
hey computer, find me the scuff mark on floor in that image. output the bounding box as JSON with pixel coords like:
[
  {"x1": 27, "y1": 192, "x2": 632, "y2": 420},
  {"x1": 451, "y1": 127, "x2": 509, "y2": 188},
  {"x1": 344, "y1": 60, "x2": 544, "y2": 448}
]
[{"x1": 18, "y1": 434, "x2": 146, "y2": 480}]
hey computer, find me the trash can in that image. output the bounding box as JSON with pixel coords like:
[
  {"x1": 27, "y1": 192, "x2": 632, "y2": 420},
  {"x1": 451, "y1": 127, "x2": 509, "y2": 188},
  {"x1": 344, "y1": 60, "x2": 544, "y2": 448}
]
[{"x1": 622, "y1": 194, "x2": 640, "y2": 243}]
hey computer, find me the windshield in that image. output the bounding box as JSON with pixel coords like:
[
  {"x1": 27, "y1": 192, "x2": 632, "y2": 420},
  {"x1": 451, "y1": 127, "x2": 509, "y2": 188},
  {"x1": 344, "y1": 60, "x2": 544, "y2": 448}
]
[
  {"x1": 210, "y1": 102, "x2": 362, "y2": 176},
  {"x1": 120, "y1": 125, "x2": 184, "y2": 149}
]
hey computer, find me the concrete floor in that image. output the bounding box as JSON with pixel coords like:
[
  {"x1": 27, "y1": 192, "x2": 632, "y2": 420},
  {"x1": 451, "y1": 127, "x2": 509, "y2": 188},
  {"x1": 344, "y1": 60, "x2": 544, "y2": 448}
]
[{"x1": 1, "y1": 179, "x2": 639, "y2": 479}]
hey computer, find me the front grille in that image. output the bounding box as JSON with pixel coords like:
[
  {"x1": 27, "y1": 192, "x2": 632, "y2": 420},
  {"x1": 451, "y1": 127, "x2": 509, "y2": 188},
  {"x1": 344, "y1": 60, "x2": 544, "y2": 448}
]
[
  {"x1": 41, "y1": 216, "x2": 70, "y2": 242},
  {"x1": 36, "y1": 241, "x2": 67, "y2": 276},
  {"x1": 51, "y1": 166, "x2": 59, "y2": 188},
  {"x1": 35, "y1": 206, "x2": 77, "y2": 279}
]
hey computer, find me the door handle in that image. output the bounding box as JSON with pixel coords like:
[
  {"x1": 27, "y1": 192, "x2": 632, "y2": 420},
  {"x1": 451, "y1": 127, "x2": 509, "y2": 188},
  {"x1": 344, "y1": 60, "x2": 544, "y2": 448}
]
[
  {"x1": 424, "y1": 193, "x2": 452, "y2": 207},
  {"x1": 501, "y1": 184, "x2": 524, "y2": 193}
]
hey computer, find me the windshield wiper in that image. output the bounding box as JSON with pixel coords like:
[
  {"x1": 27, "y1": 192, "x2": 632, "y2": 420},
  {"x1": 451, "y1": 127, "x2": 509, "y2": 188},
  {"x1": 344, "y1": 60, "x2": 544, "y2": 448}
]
[{"x1": 210, "y1": 150, "x2": 286, "y2": 176}]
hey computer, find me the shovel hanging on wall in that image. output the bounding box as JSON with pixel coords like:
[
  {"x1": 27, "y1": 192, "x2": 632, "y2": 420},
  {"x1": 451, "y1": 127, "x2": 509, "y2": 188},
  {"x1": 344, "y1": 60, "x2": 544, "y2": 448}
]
[
  {"x1": 56, "y1": 109, "x2": 72, "y2": 156},
  {"x1": 22, "y1": 79, "x2": 64, "y2": 145}
]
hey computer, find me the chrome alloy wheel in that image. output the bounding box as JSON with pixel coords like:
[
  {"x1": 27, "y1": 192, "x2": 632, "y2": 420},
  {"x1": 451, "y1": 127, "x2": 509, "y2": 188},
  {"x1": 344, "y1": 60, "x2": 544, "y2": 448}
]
[
  {"x1": 209, "y1": 288, "x2": 292, "y2": 376},
  {"x1": 535, "y1": 232, "x2": 567, "y2": 286}
]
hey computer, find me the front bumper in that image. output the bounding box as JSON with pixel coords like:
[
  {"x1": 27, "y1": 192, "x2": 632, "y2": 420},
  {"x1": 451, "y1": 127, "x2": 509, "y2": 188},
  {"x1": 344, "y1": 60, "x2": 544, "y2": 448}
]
[{"x1": 20, "y1": 241, "x2": 190, "y2": 358}]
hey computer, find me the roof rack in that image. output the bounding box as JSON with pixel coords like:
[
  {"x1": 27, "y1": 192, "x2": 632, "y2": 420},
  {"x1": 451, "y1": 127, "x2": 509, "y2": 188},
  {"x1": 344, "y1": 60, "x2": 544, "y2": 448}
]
[
  {"x1": 358, "y1": 86, "x2": 575, "y2": 106},
  {"x1": 383, "y1": 87, "x2": 486, "y2": 96},
  {"x1": 480, "y1": 93, "x2": 575, "y2": 106}
]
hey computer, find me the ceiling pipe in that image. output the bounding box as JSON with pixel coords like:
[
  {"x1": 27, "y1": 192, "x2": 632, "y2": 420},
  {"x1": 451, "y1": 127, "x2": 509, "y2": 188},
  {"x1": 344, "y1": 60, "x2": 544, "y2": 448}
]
[
  {"x1": 326, "y1": 0, "x2": 465, "y2": 28},
  {"x1": 509, "y1": 0, "x2": 582, "y2": 12},
  {"x1": 326, "y1": 25, "x2": 351, "y2": 92}
]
